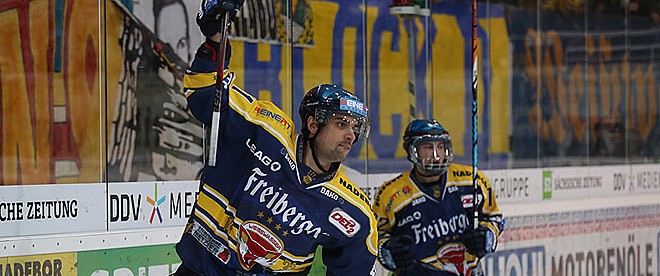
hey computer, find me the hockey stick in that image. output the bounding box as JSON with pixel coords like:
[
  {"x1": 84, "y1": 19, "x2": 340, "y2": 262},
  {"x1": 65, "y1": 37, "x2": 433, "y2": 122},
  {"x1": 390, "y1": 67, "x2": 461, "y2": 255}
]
[
  {"x1": 208, "y1": 13, "x2": 231, "y2": 167},
  {"x1": 406, "y1": 16, "x2": 417, "y2": 121},
  {"x1": 470, "y1": 0, "x2": 479, "y2": 230}
]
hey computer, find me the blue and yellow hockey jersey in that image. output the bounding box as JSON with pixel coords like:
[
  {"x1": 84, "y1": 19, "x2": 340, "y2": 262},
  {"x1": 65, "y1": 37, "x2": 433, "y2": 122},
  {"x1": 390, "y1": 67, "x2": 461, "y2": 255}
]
[
  {"x1": 176, "y1": 58, "x2": 378, "y2": 275},
  {"x1": 373, "y1": 165, "x2": 504, "y2": 275}
]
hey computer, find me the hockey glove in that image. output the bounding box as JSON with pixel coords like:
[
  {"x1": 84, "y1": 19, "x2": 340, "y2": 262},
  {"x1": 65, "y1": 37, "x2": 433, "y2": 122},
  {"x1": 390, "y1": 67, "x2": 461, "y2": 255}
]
[
  {"x1": 197, "y1": 0, "x2": 245, "y2": 38},
  {"x1": 195, "y1": 38, "x2": 232, "y2": 67},
  {"x1": 378, "y1": 235, "x2": 415, "y2": 272},
  {"x1": 460, "y1": 226, "x2": 497, "y2": 258}
]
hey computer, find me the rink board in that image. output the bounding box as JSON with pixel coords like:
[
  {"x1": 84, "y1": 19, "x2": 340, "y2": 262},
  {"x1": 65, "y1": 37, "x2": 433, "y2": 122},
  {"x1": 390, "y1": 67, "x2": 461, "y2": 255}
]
[{"x1": 1, "y1": 165, "x2": 660, "y2": 276}]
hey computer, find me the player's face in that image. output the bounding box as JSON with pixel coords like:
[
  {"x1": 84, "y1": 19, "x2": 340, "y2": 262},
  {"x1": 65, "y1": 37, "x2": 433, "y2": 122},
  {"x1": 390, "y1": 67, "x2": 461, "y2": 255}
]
[
  {"x1": 314, "y1": 114, "x2": 358, "y2": 163},
  {"x1": 416, "y1": 140, "x2": 447, "y2": 166}
]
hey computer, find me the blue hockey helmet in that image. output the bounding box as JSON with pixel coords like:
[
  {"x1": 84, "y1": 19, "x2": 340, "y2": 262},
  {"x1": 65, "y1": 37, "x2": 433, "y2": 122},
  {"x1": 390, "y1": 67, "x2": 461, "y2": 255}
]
[
  {"x1": 403, "y1": 119, "x2": 453, "y2": 176},
  {"x1": 299, "y1": 84, "x2": 370, "y2": 143}
]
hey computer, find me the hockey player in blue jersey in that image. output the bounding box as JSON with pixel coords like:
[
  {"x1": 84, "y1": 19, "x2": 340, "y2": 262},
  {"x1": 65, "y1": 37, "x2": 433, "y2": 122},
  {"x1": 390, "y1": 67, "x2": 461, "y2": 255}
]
[
  {"x1": 373, "y1": 119, "x2": 505, "y2": 276},
  {"x1": 173, "y1": 1, "x2": 378, "y2": 275}
]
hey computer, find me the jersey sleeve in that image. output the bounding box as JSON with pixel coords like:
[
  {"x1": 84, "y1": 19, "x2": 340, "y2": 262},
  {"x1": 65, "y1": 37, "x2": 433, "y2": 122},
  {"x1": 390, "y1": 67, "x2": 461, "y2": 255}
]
[
  {"x1": 476, "y1": 171, "x2": 505, "y2": 236},
  {"x1": 320, "y1": 172, "x2": 378, "y2": 276},
  {"x1": 183, "y1": 51, "x2": 234, "y2": 125},
  {"x1": 371, "y1": 175, "x2": 404, "y2": 243},
  {"x1": 321, "y1": 213, "x2": 377, "y2": 276}
]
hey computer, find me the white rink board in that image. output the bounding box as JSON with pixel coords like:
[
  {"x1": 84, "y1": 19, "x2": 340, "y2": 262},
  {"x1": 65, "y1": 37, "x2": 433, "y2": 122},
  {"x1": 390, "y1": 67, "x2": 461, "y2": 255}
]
[
  {"x1": 488, "y1": 227, "x2": 659, "y2": 276},
  {"x1": 484, "y1": 168, "x2": 543, "y2": 204},
  {"x1": 1, "y1": 164, "x2": 660, "y2": 276},
  {"x1": 541, "y1": 165, "x2": 629, "y2": 200},
  {"x1": 108, "y1": 181, "x2": 199, "y2": 230},
  {"x1": 629, "y1": 164, "x2": 660, "y2": 193},
  {"x1": 0, "y1": 183, "x2": 105, "y2": 238}
]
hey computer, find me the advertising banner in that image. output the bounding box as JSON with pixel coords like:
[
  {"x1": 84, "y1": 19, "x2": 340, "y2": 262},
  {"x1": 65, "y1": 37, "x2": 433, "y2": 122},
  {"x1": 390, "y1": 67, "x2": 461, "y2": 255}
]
[
  {"x1": 108, "y1": 181, "x2": 199, "y2": 230},
  {"x1": 628, "y1": 164, "x2": 660, "y2": 194},
  {"x1": 491, "y1": 204, "x2": 660, "y2": 275},
  {"x1": 77, "y1": 244, "x2": 181, "y2": 276},
  {"x1": 0, "y1": 252, "x2": 77, "y2": 276},
  {"x1": 541, "y1": 166, "x2": 627, "y2": 200},
  {"x1": 0, "y1": 184, "x2": 105, "y2": 237},
  {"x1": 487, "y1": 227, "x2": 659, "y2": 276},
  {"x1": 484, "y1": 168, "x2": 543, "y2": 204}
]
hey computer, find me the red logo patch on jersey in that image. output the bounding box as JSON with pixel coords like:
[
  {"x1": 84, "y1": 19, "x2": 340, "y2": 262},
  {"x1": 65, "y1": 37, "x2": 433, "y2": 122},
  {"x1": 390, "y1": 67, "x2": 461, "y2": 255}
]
[
  {"x1": 461, "y1": 195, "x2": 474, "y2": 208},
  {"x1": 461, "y1": 194, "x2": 482, "y2": 208},
  {"x1": 237, "y1": 221, "x2": 283, "y2": 270},
  {"x1": 436, "y1": 243, "x2": 471, "y2": 276},
  {"x1": 328, "y1": 207, "x2": 361, "y2": 237}
]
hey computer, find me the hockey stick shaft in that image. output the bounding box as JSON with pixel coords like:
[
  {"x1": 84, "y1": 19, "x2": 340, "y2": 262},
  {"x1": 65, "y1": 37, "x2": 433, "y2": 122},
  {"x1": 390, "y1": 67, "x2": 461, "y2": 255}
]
[
  {"x1": 470, "y1": 0, "x2": 479, "y2": 230},
  {"x1": 208, "y1": 13, "x2": 231, "y2": 167},
  {"x1": 406, "y1": 17, "x2": 416, "y2": 121}
]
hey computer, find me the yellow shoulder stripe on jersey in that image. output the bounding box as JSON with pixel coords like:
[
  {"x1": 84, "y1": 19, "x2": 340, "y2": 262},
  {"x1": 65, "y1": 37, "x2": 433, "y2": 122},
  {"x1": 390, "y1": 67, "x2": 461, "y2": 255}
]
[
  {"x1": 389, "y1": 192, "x2": 425, "y2": 216},
  {"x1": 323, "y1": 170, "x2": 378, "y2": 256},
  {"x1": 194, "y1": 209, "x2": 236, "y2": 246},
  {"x1": 183, "y1": 70, "x2": 233, "y2": 97},
  {"x1": 197, "y1": 191, "x2": 241, "y2": 229},
  {"x1": 184, "y1": 71, "x2": 216, "y2": 90},
  {"x1": 202, "y1": 183, "x2": 238, "y2": 216},
  {"x1": 335, "y1": 168, "x2": 372, "y2": 206},
  {"x1": 378, "y1": 172, "x2": 424, "y2": 215},
  {"x1": 228, "y1": 91, "x2": 296, "y2": 158}
]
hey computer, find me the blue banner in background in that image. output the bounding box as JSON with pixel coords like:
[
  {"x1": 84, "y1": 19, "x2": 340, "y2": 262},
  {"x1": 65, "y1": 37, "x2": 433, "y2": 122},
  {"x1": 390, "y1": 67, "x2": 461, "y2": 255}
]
[{"x1": 235, "y1": 0, "x2": 509, "y2": 173}]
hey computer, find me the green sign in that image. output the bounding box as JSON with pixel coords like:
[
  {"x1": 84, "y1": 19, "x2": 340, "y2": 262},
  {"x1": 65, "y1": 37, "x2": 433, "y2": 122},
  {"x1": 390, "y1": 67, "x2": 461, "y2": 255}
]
[
  {"x1": 543, "y1": 171, "x2": 553, "y2": 199},
  {"x1": 77, "y1": 244, "x2": 181, "y2": 275}
]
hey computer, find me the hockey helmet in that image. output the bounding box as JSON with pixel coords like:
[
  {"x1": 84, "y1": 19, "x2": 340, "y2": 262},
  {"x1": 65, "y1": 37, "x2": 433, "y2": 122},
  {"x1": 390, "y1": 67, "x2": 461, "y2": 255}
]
[
  {"x1": 403, "y1": 119, "x2": 453, "y2": 176},
  {"x1": 299, "y1": 84, "x2": 370, "y2": 143}
]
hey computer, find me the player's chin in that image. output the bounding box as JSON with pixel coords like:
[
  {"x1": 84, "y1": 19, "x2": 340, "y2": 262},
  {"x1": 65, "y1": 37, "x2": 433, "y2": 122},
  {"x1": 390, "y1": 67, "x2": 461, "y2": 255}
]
[{"x1": 333, "y1": 149, "x2": 351, "y2": 161}]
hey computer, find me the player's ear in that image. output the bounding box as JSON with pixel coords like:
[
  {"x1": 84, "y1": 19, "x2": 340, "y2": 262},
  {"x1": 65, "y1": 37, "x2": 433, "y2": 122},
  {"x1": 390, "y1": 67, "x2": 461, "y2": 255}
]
[{"x1": 307, "y1": 116, "x2": 318, "y2": 138}]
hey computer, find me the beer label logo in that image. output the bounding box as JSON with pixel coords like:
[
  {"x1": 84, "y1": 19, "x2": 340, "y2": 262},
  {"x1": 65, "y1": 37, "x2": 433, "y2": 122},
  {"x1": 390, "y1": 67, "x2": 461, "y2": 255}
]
[{"x1": 237, "y1": 221, "x2": 284, "y2": 270}]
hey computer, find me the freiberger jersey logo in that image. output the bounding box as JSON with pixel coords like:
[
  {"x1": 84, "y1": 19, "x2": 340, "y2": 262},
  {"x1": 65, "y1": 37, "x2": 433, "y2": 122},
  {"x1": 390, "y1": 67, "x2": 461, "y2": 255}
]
[
  {"x1": 328, "y1": 207, "x2": 360, "y2": 237},
  {"x1": 244, "y1": 168, "x2": 322, "y2": 238},
  {"x1": 411, "y1": 214, "x2": 469, "y2": 244}
]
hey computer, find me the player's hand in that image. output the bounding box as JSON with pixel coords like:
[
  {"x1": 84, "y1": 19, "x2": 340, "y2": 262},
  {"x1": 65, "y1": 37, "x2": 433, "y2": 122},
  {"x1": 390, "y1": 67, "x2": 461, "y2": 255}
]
[
  {"x1": 197, "y1": 0, "x2": 245, "y2": 38},
  {"x1": 378, "y1": 235, "x2": 415, "y2": 272},
  {"x1": 460, "y1": 226, "x2": 497, "y2": 258}
]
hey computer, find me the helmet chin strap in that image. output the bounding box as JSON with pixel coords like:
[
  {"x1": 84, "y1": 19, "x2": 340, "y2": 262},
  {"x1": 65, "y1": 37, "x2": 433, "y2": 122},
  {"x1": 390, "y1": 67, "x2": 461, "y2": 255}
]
[
  {"x1": 308, "y1": 137, "x2": 329, "y2": 174},
  {"x1": 308, "y1": 136, "x2": 339, "y2": 175}
]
